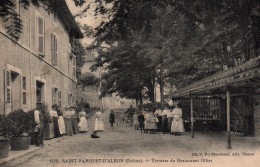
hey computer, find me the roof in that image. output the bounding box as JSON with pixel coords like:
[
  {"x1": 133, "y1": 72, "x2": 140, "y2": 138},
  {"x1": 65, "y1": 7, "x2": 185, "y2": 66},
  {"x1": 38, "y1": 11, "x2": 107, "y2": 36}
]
[
  {"x1": 171, "y1": 56, "x2": 260, "y2": 98},
  {"x1": 56, "y1": 0, "x2": 83, "y2": 39}
]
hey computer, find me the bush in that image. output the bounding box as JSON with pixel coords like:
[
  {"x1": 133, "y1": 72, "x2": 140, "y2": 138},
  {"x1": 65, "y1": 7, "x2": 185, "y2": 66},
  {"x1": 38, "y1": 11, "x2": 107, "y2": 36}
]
[
  {"x1": 7, "y1": 109, "x2": 33, "y2": 137},
  {"x1": 0, "y1": 115, "x2": 14, "y2": 140},
  {"x1": 40, "y1": 104, "x2": 52, "y2": 123}
]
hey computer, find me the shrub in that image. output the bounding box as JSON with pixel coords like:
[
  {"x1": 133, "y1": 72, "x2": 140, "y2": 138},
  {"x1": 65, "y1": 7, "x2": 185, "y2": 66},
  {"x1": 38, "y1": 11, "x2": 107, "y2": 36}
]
[
  {"x1": 0, "y1": 115, "x2": 14, "y2": 140},
  {"x1": 7, "y1": 109, "x2": 33, "y2": 137}
]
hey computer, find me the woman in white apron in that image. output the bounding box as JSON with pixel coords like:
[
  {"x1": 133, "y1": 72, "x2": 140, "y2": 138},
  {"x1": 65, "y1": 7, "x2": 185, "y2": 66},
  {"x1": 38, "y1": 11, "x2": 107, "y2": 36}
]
[
  {"x1": 171, "y1": 103, "x2": 185, "y2": 136},
  {"x1": 94, "y1": 110, "x2": 104, "y2": 132},
  {"x1": 57, "y1": 106, "x2": 66, "y2": 135},
  {"x1": 78, "y1": 109, "x2": 88, "y2": 132}
]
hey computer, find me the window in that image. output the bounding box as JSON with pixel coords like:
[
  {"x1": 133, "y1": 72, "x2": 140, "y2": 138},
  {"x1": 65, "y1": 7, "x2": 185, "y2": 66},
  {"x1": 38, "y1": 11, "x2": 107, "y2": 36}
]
[
  {"x1": 52, "y1": 88, "x2": 61, "y2": 106},
  {"x1": 36, "y1": 13, "x2": 44, "y2": 55},
  {"x1": 51, "y1": 33, "x2": 57, "y2": 66},
  {"x1": 22, "y1": 76, "x2": 26, "y2": 105}
]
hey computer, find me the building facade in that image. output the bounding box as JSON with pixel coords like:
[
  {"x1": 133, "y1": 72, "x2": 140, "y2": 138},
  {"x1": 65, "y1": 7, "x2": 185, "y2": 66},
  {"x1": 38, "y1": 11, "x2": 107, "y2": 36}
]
[{"x1": 0, "y1": 0, "x2": 83, "y2": 115}]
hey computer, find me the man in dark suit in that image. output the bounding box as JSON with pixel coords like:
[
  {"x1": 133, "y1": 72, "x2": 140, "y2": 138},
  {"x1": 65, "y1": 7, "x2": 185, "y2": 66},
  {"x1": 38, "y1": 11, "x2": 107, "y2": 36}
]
[{"x1": 109, "y1": 110, "x2": 115, "y2": 127}]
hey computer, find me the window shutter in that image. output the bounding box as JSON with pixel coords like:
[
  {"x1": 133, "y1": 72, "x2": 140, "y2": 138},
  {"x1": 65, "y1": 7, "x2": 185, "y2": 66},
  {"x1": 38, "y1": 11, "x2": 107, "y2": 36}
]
[
  {"x1": 37, "y1": 16, "x2": 44, "y2": 54},
  {"x1": 51, "y1": 33, "x2": 54, "y2": 64},
  {"x1": 52, "y1": 88, "x2": 56, "y2": 105},
  {"x1": 5, "y1": 70, "x2": 11, "y2": 105},
  {"x1": 4, "y1": 70, "x2": 11, "y2": 114},
  {"x1": 58, "y1": 90, "x2": 61, "y2": 107},
  {"x1": 22, "y1": 76, "x2": 26, "y2": 105},
  {"x1": 55, "y1": 35, "x2": 57, "y2": 66},
  {"x1": 73, "y1": 56, "x2": 76, "y2": 77}
]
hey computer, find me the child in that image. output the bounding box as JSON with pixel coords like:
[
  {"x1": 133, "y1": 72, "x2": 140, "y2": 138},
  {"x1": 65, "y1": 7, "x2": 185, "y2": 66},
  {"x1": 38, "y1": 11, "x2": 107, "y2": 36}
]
[
  {"x1": 133, "y1": 112, "x2": 139, "y2": 130},
  {"x1": 138, "y1": 112, "x2": 145, "y2": 133},
  {"x1": 149, "y1": 112, "x2": 158, "y2": 134}
]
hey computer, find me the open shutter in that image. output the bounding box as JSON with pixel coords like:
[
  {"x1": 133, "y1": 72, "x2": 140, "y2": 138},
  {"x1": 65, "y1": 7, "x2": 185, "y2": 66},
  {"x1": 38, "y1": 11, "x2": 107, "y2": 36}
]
[
  {"x1": 37, "y1": 16, "x2": 44, "y2": 55},
  {"x1": 73, "y1": 56, "x2": 76, "y2": 77},
  {"x1": 4, "y1": 69, "x2": 11, "y2": 114},
  {"x1": 51, "y1": 33, "x2": 54, "y2": 64},
  {"x1": 58, "y1": 90, "x2": 61, "y2": 107},
  {"x1": 52, "y1": 88, "x2": 56, "y2": 105},
  {"x1": 55, "y1": 36, "x2": 57, "y2": 66}
]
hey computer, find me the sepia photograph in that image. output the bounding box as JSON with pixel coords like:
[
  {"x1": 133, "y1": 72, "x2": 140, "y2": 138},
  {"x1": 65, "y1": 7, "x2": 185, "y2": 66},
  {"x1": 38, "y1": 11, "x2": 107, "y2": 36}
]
[{"x1": 0, "y1": 0, "x2": 259, "y2": 167}]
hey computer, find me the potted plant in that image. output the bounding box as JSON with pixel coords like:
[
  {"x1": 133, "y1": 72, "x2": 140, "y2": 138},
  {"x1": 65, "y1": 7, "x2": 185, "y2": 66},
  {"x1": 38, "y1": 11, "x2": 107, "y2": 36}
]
[
  {"x1": 0, "y1": 115, "x2": 13, "y2": 158},
  {"x1": 41, "y1": 104, "x2": 54, "y2": 140},
  {"x1": 7, "y1": 109, "x2": 33, "y2": 150}
]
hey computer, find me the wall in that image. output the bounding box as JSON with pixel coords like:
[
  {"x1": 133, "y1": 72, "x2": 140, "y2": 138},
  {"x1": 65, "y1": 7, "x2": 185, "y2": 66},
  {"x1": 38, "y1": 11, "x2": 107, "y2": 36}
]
[{"x1": 0, "y1": 2, "x2": 77, "y2": 114}]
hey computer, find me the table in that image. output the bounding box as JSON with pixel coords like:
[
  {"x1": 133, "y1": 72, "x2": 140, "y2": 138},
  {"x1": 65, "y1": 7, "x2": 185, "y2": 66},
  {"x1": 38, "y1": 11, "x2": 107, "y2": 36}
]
[{"x1": 194, "y1": 118, "x2": 220, "y2": 133}]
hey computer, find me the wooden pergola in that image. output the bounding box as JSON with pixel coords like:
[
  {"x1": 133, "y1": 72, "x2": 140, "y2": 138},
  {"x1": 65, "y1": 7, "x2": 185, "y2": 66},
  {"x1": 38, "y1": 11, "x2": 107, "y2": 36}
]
[{"x1": 170, "y1": 56, "x2": 260, "y2": 149}]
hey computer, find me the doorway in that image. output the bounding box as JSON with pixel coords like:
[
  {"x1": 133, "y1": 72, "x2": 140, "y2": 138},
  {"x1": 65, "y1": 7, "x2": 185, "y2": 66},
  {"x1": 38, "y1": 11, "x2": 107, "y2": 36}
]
[{"x1": 36, "y1": 81, "x2": 45, "y2": 103}]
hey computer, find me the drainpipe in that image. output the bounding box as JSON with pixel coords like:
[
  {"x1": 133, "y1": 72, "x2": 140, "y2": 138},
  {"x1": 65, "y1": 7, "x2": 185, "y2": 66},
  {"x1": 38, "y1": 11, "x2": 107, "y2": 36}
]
[{"x1": 29, "y1": 0, "x2": 33, "y2": 109}]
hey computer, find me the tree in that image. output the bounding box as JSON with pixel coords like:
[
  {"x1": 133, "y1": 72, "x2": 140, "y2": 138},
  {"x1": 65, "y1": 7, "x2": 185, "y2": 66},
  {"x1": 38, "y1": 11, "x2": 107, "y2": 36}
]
[
  {"x1": 71, "y1": 39, "x2": 86, "y2": 79},
  {"x1": 0, "y1": 0, "x2": 86, "y2": 40},
  {"x1": 78, "y1": 72, "x2": 100, "y2": 90}
]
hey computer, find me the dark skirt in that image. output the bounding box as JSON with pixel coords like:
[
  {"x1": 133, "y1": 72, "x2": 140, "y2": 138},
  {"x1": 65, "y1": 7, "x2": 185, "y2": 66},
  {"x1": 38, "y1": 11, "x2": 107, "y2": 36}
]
[
  {"x1": 139, "y1": 121, "x2": 145, "y2": 128},
  {"x1": 162, "y1": 115, "x2": 168, "y2": 132},
  {"x1": 53, "y1": 117, "x2": 60, "y2": 138},
  {"x1": 167, "y1": 117, "x2": 173, "y2": 132},
  {"x1": 64, "y1": 118, "x2": 73, "y2": 135}
]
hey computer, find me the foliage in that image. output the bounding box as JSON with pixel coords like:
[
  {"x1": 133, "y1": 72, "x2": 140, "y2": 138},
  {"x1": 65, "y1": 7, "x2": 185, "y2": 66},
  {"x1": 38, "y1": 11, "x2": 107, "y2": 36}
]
[
  {"x1": 0, "y1": 0, "x2": 85, "y2": 40},
  {"x1": 76, "y1": 101, "x2": 90, "y2": 113},
  {"x1": 0, "y1": 114, "x2": 14, "y2": 140},
  {"x1": 88, "y1": 0, "x2": 260, "y2": 92},
  {"x1": 7, "y1": 109, "x2": 33, "y2": 137},
  {"x1": 78, "y1": 72, "x2": 100, "y2": 89},
  {"x1": 71, "y1": 39, "x2": 86, "y2": 79},
  {"x1": 41, "y1": 104, "x2": 52, "y2": 123}
]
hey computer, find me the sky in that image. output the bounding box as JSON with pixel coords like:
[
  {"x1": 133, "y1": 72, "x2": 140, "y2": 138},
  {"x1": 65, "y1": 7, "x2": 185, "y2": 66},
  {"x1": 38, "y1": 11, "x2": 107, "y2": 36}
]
[{"x1": 65, "y1": 0, "x2": 112, "y2": 46}]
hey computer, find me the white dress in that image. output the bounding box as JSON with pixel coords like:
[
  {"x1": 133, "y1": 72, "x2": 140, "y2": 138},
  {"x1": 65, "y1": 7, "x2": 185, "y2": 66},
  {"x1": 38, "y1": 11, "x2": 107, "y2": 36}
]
[
  {"x1": 171, "y1": 108, "x2": 185, "y2": 132},
  {"x1": 58, "y1": 116, "x2": 66, "y2": 135},
  {"x1": 78, "y1": 116, "x2": 88, "y2": 132},
  {"x1": 94, "y1": 111, "x2": 104, "y2": 131},
  {"x1": 78, "y1": 111, "x2": 88, "y2": 132}
]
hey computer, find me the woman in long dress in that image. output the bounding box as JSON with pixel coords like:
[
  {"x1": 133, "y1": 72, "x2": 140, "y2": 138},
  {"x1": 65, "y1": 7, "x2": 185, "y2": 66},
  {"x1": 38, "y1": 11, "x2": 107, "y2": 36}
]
[
  {"x1": 133, "y1": 112, "x2": 139, "y2": 130},
  {"x1": 171, "y1": 103, "x2": 185, "y2": 136},
  {"x1": 63, "y1": 105, "x2": 73, "y2": 135},
  {"x1": 94, "y1": 110, "x2": 104, "y2": 132},
  {"x1": 78, "y1": 109, "x2": 88, "y2": 132},
  {"x1": 57, "y1": 107, "x2": 66, "y2": 135}
]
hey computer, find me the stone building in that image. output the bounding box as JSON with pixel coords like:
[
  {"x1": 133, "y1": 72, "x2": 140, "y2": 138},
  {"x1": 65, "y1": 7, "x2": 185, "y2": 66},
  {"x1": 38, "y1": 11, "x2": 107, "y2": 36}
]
[{"x1": 0, "y1": 0, "x2": 83, "y2": 115}]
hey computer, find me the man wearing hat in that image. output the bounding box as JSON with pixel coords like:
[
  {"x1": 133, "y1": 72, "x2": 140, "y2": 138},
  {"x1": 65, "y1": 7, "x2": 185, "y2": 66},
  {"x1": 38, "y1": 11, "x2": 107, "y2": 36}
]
[
  {"x1": 109, "y1": 110, "x2": 115, "y2": 127},
  {"x1": 34, "y1": 103, "x2": 44, "y2": 147}
]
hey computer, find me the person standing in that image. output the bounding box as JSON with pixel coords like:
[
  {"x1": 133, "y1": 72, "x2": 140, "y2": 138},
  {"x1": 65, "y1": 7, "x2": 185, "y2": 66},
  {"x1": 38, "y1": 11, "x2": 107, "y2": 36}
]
[
  {"x1": 162, "y1": 105, "x2": 170, "y2": 134},
  {"x1": 50, "y1": 104, "x2": 60, "y2": 138},
  {"x1": 109, "y1": 110, "x2": 115, "y2": 127},
  {"x1": 167, "y1": 108, "x2": 173, "y2": 134},
  {"x1": 34, "y1": 103, "x2": 44, "y2": 147},
  {"x1": 57, "y1": 106, "x2": 66, "y2": 136},
  {"x1": 171, "y1": 102, "x2": 185, "y2": 136},
  {"x1": 138, "y1": 112, "x2": 145, "y2": 133},
  {"x1": 133, "y1": 112, "x2": 139, "y2": 130},
  {"x1": 78, "y1": 109, "x2": 88, "y2": 132},
  {"x1": 63, "y1": 105, "x2": 73, "y2": 135},
  {"x1": 70, "y1": 106, "x2": 78, "y2": 134},
  {"x1": 94, "y1": 109, "x2": 104, "y2": 132},
  {"x1": 154, "y1": 105, "x2": 162, "y2": 132}
]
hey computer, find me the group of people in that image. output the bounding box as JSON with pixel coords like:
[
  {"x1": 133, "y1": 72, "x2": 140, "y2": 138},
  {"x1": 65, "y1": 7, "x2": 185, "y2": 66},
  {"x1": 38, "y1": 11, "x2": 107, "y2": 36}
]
[
  {"x1": 133, "y1": 102, "x2": 185, "y2": 136},
  {"x1": 33, "y1": 103, "x2": 89, "y2": 147}
]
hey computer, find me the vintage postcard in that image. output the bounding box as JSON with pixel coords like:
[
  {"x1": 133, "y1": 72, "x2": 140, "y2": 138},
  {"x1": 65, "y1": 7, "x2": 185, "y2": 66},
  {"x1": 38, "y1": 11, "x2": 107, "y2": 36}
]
[{"x1": 0, "y1": 0, "x2": 259, "y2": 167}]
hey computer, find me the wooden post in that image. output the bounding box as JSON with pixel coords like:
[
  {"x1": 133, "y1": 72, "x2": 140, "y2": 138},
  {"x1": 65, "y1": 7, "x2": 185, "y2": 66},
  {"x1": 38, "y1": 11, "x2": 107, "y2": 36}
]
[
  {"x1": 190, "y1": 98, "x2": 194, "y2": 138},
  {"x1": 226, "y1": 91, "x2": 232, "y2": 149}
]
